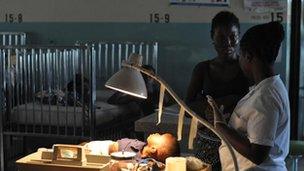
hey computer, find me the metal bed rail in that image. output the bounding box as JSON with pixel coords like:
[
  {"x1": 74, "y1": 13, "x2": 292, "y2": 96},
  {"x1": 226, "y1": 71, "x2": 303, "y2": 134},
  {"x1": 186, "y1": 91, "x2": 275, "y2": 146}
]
[
  {"x1": 0, "y1": 41, "x2": 158, "y2": 138},
  {"x1": 0, "y1": 32, "x2": 26, "y2": 46},
  {"x1": 0, "y1": 45, "x2": 94, "y2": 138},
  {"x1": 88, "y1": 42, "x2": 158, "y2": 89}
]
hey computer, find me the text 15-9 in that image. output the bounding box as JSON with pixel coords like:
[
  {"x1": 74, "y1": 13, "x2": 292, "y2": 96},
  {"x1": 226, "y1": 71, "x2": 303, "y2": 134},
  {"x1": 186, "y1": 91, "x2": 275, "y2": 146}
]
[{"x1": 149, "y1": 13, "x2": 170, "y2": 23}]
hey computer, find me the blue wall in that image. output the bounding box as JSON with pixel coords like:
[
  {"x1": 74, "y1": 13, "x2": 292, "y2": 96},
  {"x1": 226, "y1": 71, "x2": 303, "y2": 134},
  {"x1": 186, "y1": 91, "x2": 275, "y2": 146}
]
[{"x1": 0, "y1": 22, "x2": 287, "y2": 97}]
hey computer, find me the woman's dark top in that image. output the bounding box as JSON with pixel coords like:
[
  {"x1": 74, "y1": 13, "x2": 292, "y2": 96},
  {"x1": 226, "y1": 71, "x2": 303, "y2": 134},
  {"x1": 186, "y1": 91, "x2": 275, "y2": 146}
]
[{"x1": 186, "y1": 59, "x2": 249, "y2": 114}]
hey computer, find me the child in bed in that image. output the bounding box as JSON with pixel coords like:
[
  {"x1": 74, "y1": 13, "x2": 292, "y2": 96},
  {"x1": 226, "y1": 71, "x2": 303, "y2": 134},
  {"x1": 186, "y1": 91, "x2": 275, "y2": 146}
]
[
  {"x1": 85, "y1": 133, "x2": 180, "y2": 163},
  {"x1": 85, "y1": 133, "x2": 209, "y2": 170},
  {"x1": 35, "y1": 73, "x2": 90, "y2": 107}
]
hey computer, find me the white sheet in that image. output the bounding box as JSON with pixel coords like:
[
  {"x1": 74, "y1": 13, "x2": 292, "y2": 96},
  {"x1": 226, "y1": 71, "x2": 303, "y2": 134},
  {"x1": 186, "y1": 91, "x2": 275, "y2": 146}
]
[{"x1": 11, "y1": 89, "x2": 140, "y2": 127}]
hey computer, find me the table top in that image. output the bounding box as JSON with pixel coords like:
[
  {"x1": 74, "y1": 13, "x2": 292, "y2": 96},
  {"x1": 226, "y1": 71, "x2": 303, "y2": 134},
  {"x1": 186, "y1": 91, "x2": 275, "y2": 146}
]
[
  {"x1": 16, "y1": 151, "x2": 110, "y2": 171},
  {"x1": 135, "y1": 104, "x2": 191, "y2": 135}
]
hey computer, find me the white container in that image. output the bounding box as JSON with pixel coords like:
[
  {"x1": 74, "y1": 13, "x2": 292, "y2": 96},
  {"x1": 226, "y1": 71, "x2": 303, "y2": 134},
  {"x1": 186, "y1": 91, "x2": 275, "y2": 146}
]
[{"x1": 165, "y1": 157, "x2": 186, "y2": 171}]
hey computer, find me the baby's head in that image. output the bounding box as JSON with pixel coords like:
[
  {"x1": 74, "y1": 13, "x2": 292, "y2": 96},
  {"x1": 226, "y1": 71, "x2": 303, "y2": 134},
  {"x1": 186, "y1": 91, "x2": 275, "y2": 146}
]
[{"x1": 141, "y1": 133, "x2": 180, "y2": 163}]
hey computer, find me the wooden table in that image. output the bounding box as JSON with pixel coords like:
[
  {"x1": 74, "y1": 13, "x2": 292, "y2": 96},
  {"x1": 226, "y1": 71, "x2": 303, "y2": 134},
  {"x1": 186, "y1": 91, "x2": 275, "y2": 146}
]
[{"x1": 16, "y1": 149, "x2": 110, "y2": 171}]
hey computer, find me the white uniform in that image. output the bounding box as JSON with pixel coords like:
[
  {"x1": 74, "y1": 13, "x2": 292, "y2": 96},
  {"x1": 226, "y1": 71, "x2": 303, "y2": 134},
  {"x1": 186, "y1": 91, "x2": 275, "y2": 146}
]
[{"x1": 220, "y1": 75, "x2": 290, "y2": 171}]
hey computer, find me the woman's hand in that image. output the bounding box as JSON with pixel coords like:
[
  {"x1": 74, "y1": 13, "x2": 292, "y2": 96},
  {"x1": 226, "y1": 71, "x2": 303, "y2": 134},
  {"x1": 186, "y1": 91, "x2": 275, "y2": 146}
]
[
  {"x1": 204, "y1": 105, "x2": 214, "y2": 123},
  {"x1": 206, "y1": 95, "x2": 226, "y2": 127}
]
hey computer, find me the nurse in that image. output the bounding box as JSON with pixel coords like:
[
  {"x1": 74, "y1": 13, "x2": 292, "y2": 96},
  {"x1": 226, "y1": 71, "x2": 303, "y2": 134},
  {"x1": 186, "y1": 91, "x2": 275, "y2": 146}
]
[{"x1": 207, "y1": 21, "x2": 290, "y2": 170}]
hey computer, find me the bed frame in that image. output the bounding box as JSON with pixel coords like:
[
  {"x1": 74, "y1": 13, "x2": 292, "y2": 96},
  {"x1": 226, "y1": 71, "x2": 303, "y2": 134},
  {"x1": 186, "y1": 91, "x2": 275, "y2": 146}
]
[{"x1": 0, "y1": 41, "x2": 158, "y2": 171}]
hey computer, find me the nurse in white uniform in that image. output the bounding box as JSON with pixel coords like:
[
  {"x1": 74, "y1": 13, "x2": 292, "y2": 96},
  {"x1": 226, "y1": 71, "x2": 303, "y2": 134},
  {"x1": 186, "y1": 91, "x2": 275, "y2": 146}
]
[{"x1": 207, "y1": 21, "x2": 290, "y2": 171}]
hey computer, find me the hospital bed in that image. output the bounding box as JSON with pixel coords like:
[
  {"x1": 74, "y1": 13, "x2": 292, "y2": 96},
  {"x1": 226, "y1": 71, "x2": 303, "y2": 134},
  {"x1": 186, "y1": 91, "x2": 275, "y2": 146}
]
[{"x1": 0, "y1": 41, "x2": 158, "y2": 171}]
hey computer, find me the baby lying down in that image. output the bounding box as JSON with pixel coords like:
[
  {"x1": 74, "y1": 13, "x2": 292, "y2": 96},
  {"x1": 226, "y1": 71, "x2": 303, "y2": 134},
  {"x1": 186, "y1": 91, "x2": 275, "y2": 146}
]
[
  {"x1": 85, "y1": 133, "x2": 210, "y2": 171},
  {"x1": 86, "y1": 133, "x2": 180, "y2": 163}
]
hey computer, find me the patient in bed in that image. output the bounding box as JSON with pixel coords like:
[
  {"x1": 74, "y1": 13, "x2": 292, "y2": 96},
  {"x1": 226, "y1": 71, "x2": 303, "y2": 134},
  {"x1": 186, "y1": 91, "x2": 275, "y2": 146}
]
[
  {"x1": 66, "y1": 74, "x2": 90, "y2": 106},
  {"x1": 86, "y1": 133, "x2": 208, "y2": 170},
  {"x1": 85, "y1": 133, "x2": 180, "y2": 163},
  {"x1": 35, "y1": 73, "x2": 90, "y2": 107}
]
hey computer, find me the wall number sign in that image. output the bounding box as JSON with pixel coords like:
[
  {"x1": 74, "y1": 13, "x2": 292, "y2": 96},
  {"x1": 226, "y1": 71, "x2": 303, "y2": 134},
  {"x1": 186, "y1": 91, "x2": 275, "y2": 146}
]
[
  {"x1": 149, "y1": 13, "x2": 170, "y2": 23},
  {"x1": 5, "y1": 13, "x2": 23, "y2": 23}
]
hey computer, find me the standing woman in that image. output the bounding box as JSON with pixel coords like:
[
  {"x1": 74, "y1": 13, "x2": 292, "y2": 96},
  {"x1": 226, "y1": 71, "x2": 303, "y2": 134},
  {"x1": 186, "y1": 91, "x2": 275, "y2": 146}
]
[
  {"x1": 186, "y1": 11, "x2": 249, "y2": 169},
  {"x1": 208, "y1": 21, "x2": 290, "y2": 170},
  {"x1": 186, "y1": 11, "x2": 248, "y2": 114}
]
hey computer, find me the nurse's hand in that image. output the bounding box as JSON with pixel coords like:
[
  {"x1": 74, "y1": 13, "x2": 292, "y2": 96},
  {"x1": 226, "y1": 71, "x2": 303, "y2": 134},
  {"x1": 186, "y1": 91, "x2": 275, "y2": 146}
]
[
  {"x1": 204, "y1": 104, "x2": 214, "y2": 123},
  {"x1": 206, "y1": 95, "x2": 226, "y2": 127}
]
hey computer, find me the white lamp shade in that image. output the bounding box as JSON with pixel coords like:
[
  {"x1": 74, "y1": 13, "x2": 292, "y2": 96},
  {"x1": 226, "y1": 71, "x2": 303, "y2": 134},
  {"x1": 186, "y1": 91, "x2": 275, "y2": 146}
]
[{"x1": 105, "y1": 67, "x2": 147, "y2": 99}]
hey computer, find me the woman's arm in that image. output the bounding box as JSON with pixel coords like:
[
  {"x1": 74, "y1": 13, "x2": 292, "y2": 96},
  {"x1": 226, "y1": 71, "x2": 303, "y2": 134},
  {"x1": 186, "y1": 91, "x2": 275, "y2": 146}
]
[
  {"x1": 186, "y1": 63, "x2": 205, "y2": 103},
  {"x1": 207, "y1": 96, "x2": 271, "y2": 165},
  {"x1": 215, "y1": 123, "x2": 271, "y2": 165},
  {"x1": 204, "y1": 94, "x2": 240, "y2": 122}
]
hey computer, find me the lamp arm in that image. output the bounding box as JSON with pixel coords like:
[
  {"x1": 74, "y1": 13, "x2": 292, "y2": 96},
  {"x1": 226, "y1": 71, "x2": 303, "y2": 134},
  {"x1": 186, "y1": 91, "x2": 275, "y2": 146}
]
[{"x1": 123, "y1": 63, "x2": 239, "y2": 171}]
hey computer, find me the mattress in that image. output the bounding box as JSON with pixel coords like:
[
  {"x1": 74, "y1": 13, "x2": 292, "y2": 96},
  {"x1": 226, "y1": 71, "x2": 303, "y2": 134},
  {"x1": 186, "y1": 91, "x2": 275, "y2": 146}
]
[{"x1": 10, "y1": 89, "x2": 140, "y2": 127}]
